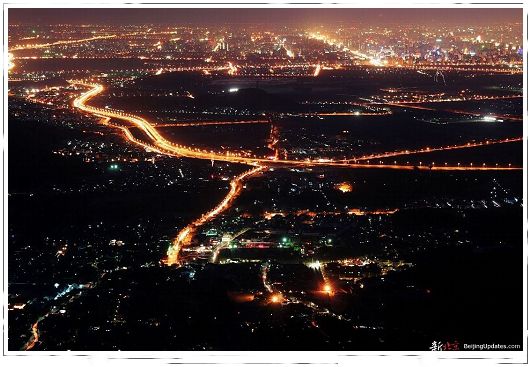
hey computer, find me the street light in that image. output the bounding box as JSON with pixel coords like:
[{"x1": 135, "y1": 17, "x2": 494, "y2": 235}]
[{"x1": 270, "y1": 293, "x2": 282, "y2": 304}]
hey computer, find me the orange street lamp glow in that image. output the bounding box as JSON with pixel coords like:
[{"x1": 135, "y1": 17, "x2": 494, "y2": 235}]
[
  {"x1": 270, "y1": 294, "x2": 282, "y2": 303},
  {"x1": 336, "y1": 182, "x2": 353, "y2": 193}
]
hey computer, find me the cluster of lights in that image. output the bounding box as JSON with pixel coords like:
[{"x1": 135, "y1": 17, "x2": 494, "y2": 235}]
[{"x1": 336, "y1": 182, "x2": 353, "y2": 193}]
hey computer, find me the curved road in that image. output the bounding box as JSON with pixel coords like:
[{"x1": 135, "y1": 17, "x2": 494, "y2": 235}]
[
  {"x1": 70, "y1": 80, "x2": 523, "y2": 265},
  {"x1": 71, "y1": 81, "x2": 521, "y2": 172}
]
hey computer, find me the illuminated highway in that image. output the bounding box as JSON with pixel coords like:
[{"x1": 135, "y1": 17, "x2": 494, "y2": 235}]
[
  {"x1": 22, "y1": 319, "x2": 42, "y2": 351},
  {"x1": 9, "y1": 34, "x2": 120, "y2": 51},
  {"x1": 386, "y1": 102, "x2": 523, "y2": 121},
  {"x1": 164, "y1": 165, "x2": 264, "y2": 265},
  {"x1": 380, "y1": 94, "x2": 522, "y2": 104},
  {"x1": 154, "y1": 120, "x2": 270, "y2": 127},
  {"x1": 70, "y1": 81, "x2": 521, "y2": 171},
  {"x1": 69, "y1": 81, "x2": 522, "y2": 264},
  {"x1": 338, "y1": 137, "x2": 523, "y2": 163}
]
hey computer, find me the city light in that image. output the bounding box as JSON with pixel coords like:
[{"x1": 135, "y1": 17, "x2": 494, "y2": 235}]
[
  {"x1": 323, "y1": 284, "x2": 333, "y2": 295},
  {"x1": 7, "y1": 10, "x2": 524, "y2": 354},
  {"x1": 307, "y1": 261, "x2": 321, "y2": 270},
  {"x1": 336, "y1": 182, "x2": 353, "y2": 193},
  {"x1": 70, "y1": 81, "x2": 520, "y2": 173},
  {"x1": 270, "y1": 294, "x2": 283, "y2": 304}
]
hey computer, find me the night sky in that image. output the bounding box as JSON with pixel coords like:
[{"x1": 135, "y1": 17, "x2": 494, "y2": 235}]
[{"x1": 9, "y1": 8, "x2": 522, "y2": 26}]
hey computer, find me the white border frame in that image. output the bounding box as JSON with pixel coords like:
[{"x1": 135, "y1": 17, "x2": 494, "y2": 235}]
[{"x1": 2, "y1": 1, "x2": 528, "y2": 366}]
